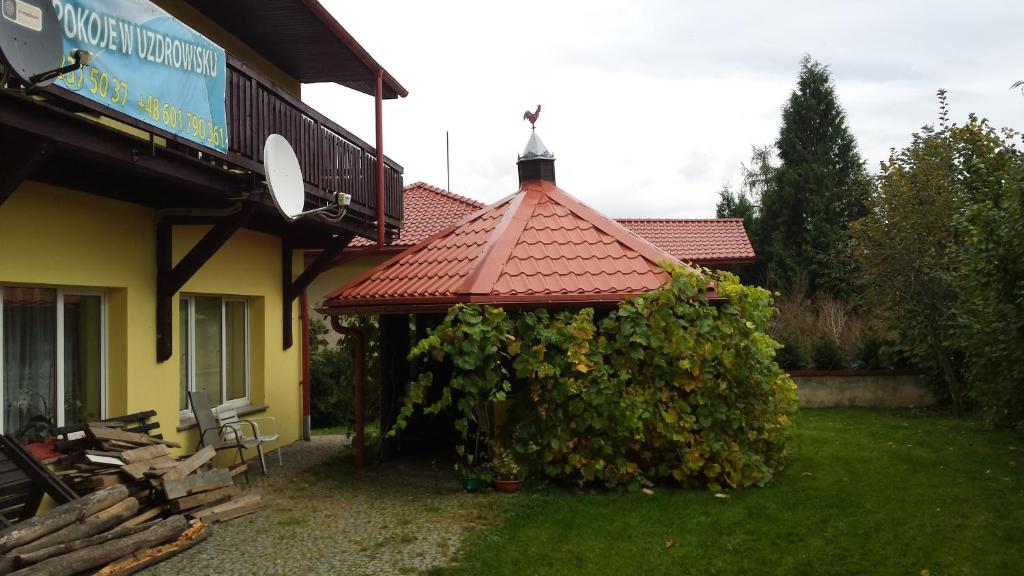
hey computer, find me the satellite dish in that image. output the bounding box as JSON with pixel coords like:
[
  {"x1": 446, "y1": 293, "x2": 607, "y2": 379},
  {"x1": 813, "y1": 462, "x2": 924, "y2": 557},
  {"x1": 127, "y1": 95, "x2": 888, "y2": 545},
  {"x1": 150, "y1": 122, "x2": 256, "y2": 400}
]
[
  {"x1": 264, "y1": 134, "x2": 306, "y2": 220},
  {"x1": 0, "y1": 0, "x2": 64, "y2": 87},
  {"x1": 264, "y1": 133, "x2": 352, "y2": 221}
]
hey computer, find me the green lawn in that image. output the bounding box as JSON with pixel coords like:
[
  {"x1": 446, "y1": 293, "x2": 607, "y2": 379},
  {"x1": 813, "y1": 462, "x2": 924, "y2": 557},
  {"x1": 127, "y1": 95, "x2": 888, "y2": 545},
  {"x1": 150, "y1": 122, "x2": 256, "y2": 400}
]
[{"x1": 432, "y1": 409, "x2": 1023, "y2": 576}]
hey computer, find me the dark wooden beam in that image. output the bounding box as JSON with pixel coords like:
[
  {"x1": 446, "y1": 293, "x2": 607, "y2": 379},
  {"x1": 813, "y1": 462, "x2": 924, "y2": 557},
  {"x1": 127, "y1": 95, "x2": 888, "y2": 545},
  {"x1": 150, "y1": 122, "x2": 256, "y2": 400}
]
[
  {"x1": 378, "y1": 314, "x2": 410, "y2": 459},
  {"x1": 156, "y1": 204, "x2": 256, "y2": 362},
  {"x1": 282, "y1": 232, "x2": 354, "y2": 349},
  {"x1": 0, "y1": 93, "x2": 246, "y2": 196},
  {"x1": 0, "y1": 137, "x2": 49, "y2": 209}
]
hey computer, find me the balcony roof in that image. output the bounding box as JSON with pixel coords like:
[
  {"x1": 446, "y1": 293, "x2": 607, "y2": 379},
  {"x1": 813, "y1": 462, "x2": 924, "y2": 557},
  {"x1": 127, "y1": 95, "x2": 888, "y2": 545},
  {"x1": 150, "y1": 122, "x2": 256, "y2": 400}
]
[{"x1": 183, "y1": 0, "x2": 408, "y2": 99}]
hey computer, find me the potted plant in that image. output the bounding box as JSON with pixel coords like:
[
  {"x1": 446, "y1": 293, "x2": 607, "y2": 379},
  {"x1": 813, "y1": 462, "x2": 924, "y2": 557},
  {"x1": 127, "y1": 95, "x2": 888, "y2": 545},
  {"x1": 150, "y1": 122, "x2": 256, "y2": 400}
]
[
  {"x1": 457, "y1": 453, "x2": 484, "y2": 493},
  {"x1": 491, "y1": 444, "x2": 522, "y2": 493}
]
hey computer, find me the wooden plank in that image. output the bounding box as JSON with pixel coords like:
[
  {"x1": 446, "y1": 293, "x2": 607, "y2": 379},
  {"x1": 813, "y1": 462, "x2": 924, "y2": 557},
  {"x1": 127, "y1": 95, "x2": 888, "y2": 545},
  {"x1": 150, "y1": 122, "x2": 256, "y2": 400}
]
[
  {"x1": 190, "y1": 494, "x2": 263, "y2": 523},
  {"x1": 115, "y1": 506, "x2": 167, "y2": 530},
  {"x1": 88, "y1": 426, "x2": 178, "y2": 449},
  {"x1": 76, "y1": 474, "x2": 124, "y2": 490},
  {"x1": 160, "y1": 446, "x2": 215, "y2": 482},
  {"x1": 88, "y1": 426, "x2": 155, "y2": 446},
  {"x1": 86, "y1": 454, "x2": 126, "y2": 466},
  {"x1": 120, "y1": 445, "x2": 171, "y2": 464},
  {"x1": 229, "y1": 464, "x2": 247, "y2": 478},
  {"x1": 169, "y1": 485, "x2": 238, "y2": 513},
  {"x1": 161, "y1": 468, "x2": 232, "y2": 500}
]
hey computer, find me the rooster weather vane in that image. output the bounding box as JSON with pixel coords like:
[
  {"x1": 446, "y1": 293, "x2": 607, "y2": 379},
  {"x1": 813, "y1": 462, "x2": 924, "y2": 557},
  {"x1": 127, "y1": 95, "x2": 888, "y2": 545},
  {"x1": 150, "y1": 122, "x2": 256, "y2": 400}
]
[{"x1": 523, "y1": 104, "x2": 541, "y2": 129}]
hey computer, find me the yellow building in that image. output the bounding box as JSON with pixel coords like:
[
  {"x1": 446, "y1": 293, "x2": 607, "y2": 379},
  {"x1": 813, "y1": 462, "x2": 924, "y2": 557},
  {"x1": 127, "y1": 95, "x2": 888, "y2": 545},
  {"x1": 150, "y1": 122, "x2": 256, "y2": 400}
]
[{"x1": 0, "y1": 0, "x2": 406, "y2": 462}]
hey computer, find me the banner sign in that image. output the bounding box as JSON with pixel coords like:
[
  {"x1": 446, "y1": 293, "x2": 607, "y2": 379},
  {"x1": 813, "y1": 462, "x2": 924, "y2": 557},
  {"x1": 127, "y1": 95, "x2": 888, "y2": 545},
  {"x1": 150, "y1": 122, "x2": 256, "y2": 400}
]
[{"x1": 50, "y1": 0, "x2": 228, "y2": 153}]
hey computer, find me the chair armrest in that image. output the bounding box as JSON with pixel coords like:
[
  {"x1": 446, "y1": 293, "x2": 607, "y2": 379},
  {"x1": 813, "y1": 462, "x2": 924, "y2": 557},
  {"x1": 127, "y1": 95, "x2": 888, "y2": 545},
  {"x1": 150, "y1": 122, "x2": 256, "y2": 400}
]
[
  {"x1": 244, "y1": 416, "x2": 278, "y2": 435},
  {"x1": 233, "y1": 418, "x2": 263, "y2": 438},
  {"x1": 201, "y1": 423, "x2": 256, "y2": 444}
]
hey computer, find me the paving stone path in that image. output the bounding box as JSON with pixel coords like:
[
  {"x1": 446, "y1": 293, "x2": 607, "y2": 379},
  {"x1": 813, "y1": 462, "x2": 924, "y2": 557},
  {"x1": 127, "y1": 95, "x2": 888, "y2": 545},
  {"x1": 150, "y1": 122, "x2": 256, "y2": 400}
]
[{"x1": 144, "y1": 436, "x2": 502, "y2": 575}]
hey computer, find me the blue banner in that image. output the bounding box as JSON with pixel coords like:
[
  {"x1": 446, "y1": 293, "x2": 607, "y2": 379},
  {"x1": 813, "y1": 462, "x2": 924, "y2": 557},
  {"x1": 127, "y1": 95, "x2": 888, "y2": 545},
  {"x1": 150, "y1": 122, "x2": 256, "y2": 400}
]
[{"x1": 50, "y1": 0, "x2": 227, "y2": 152}]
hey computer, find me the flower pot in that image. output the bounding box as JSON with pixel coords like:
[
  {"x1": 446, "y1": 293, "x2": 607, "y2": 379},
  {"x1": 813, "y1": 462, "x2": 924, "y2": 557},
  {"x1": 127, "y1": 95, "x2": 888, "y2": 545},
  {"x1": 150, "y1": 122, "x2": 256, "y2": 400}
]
[
  {"x1": 463, "y1": 476, "x2": 482, "y2": 492},
  {"x1": 493, "y1": 479, "x2": 522, "y2": 493}
]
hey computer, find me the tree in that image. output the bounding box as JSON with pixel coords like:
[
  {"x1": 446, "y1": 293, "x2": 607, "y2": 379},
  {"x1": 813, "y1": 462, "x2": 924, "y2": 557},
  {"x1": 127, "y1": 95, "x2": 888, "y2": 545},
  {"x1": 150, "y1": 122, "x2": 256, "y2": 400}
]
[
  {"x1": 853, "y1": 90, "x2": 1024, "y2": 421},
  {"x1": 852, "y1": 92, "x2": 966, "y2": 411},
  {"x1": 760, "y1": 56, "x2": 872, "y2": 296}
]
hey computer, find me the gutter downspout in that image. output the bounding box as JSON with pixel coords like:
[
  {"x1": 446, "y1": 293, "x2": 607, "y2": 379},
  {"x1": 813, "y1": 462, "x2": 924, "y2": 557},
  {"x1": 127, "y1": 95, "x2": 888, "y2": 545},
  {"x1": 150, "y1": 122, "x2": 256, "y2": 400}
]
[
  {"x1": 300, "y1": 290, "x2": 312, "y2": 441},
  {"x1": 375, "y1": 68, "x2": 386, "y2": 248},
  {"x1": 330, "y1": 316, "x2": 365, "y2": 468}
]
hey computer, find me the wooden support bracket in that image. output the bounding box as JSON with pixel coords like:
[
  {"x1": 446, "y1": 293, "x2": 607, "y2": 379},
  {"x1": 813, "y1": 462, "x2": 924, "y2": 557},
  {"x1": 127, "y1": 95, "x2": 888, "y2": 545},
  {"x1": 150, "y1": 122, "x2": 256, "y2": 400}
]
[
  {"x1": 155, "y1": 204, "x2": 256, "y2": 362},
  {"x1": 0, "y1": 137, "x2": 49, "y2": 209},
  {"x1": 282, "y1": 233, "x2": 354, "y2": 350}
]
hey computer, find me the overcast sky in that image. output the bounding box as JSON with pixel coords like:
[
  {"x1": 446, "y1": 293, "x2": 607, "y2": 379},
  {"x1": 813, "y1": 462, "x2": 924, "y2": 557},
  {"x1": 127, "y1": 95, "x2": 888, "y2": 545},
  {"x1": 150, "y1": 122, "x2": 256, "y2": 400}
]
[{"x1": 303, "y1": 0, "x2": 1023, "y2": 219}]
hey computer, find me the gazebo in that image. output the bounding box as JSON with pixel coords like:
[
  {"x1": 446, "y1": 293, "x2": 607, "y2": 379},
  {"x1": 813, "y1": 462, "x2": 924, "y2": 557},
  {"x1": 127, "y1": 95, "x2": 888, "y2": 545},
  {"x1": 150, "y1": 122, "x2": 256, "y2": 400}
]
[{"x1": 319, "y1": 130, "x2": 698, "y2": 464}]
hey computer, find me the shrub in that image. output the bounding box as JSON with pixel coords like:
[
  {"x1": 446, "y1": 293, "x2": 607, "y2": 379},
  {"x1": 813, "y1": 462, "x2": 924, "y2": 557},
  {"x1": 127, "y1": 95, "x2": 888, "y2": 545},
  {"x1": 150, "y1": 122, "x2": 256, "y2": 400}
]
[
  {"x1": 395, "y1": 264, "x2": 798, "y2": 490},
  {"x1": 309, "y1": 316, "x2": 380, "y2": 429},
  {"x1": 810, "y1": 338, "x2": 844, "y2": 370},
  {"x1": 774, "y1": 337, "x2": 807, "y2": 370}
]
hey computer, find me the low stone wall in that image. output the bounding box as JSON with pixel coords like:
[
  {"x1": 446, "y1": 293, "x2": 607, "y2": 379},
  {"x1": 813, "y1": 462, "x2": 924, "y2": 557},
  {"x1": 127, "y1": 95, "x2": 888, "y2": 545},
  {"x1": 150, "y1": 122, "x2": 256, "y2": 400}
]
[{"x1": 791, "y1": 370, "x2": 939, "y2": 408}]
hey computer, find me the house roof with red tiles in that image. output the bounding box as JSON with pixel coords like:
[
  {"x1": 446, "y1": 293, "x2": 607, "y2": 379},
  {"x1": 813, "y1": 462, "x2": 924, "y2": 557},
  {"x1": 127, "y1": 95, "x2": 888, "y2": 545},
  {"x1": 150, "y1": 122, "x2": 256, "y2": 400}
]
[
  {"x1": 321, "y1": 180, "x2": 687, "y2": 315},
  {"x1": 615, "y1": 218, "x2": 756, "y2": 264},
  {"x1": 349, "y1": 182, "x2": 484, "y2": 249}
]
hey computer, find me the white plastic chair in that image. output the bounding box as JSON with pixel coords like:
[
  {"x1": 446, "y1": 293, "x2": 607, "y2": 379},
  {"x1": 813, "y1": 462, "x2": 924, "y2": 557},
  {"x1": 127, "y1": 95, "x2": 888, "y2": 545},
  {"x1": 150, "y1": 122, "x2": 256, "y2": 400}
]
[{"x1": 216, "y1": 407, "x2": 283, "y2": 475}]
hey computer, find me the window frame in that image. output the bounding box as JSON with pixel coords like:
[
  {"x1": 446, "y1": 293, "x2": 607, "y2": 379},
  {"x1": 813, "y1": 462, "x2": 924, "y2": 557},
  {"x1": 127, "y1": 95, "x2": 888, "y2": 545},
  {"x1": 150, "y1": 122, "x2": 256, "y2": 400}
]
[
  {"x1": 179, "y1": 294, "x2": 250, "y2": 419},
  {"x1": 0, "y1": 286, "x2": 108, "y2": 433}
]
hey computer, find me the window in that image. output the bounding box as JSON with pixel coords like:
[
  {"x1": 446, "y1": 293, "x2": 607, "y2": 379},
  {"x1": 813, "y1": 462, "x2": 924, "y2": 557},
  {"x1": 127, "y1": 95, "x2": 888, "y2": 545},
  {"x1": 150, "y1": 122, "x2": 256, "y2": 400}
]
[
  {"x1": 0, "y1": 286, "x2": 105, "y2": 439},
  {"x1": 180, "y1": 296, "x2": 249, "y2": 415}
]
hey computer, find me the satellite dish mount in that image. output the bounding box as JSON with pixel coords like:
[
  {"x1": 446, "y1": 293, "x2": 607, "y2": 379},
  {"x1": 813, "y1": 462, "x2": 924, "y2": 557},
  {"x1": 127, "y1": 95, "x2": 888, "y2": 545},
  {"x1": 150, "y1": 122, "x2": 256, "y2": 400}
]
[
  {"x1": 264, "y1": 133, "x2": 351, "y2": 221},
  {"x1": 0, "y1": 0, "x2": 93, "y2": 91}
]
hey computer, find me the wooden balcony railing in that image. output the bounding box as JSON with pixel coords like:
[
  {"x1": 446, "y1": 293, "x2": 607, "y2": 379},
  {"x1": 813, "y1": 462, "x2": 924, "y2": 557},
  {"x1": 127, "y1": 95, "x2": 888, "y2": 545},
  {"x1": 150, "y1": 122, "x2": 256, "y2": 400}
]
[
  {"x1": 225, "y1": 56, "x2": 403, "y2": 226},
  {"x1": 22, "y1": 53, "x2": 403, "y2": 231}
]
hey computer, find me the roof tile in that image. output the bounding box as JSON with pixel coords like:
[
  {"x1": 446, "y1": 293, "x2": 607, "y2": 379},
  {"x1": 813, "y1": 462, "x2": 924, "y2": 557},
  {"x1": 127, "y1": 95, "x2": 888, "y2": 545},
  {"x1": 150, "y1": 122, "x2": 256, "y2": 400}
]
[{"x1": 323, "y1": 180, "x2": 683, "y2": 311}]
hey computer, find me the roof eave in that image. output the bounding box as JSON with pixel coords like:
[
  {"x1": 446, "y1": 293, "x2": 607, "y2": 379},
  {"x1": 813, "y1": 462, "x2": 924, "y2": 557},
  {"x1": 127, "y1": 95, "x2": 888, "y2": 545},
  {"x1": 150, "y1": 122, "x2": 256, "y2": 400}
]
[{"x1": 299, "y1": 0, "x2": 408, "y2": 98}]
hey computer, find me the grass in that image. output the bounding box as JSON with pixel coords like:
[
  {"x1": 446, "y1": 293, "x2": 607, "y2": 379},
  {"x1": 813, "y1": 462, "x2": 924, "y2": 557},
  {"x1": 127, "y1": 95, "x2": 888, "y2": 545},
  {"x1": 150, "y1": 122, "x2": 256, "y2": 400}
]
[
  {"x1": 312, "y1": 423, "x2": 379, "y2": 437},
  {"x1": 431, "y1": 409, "x2": 1023, "y2": 576}
]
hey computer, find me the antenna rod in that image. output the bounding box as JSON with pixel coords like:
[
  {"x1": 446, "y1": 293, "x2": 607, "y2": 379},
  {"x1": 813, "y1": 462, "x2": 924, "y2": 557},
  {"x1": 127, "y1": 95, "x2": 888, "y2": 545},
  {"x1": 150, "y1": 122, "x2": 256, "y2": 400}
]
[{"x1": 446, "y1": 131, "x2": 450, "y2": 192}]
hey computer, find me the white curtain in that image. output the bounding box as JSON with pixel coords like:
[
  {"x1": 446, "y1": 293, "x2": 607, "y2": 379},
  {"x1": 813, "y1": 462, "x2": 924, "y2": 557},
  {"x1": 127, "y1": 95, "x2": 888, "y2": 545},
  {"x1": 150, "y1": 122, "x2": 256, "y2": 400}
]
[{"x1": 3, "y1": 287, "x2": 57, "y2": 438}]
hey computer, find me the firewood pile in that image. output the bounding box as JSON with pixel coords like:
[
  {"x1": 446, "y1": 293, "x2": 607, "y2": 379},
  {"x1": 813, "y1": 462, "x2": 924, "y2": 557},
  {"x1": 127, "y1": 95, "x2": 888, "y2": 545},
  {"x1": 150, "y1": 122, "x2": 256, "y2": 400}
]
[{"x1": 0, "y1": 424, "x2": 265, "y2": 575}]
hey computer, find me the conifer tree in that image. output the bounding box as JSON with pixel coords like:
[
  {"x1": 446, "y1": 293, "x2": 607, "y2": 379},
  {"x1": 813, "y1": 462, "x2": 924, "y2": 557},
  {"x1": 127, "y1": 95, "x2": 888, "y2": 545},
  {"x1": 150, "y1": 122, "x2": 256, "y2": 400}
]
[{"x1": 759, "y1": 56, "x2": 872, "y2": 296}]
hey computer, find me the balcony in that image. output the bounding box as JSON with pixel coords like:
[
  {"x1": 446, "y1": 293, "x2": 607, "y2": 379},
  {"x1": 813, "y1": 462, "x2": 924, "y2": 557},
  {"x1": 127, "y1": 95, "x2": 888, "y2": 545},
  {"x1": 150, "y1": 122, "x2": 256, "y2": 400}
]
[{"x1": 0, "y1": 55, "x2": 402, "y2": 244}]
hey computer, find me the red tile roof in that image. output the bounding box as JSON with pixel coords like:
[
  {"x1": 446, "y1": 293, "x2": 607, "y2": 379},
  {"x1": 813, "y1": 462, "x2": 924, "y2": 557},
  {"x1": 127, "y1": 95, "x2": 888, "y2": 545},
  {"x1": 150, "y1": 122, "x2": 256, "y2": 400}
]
[
  {"x1": 616, "y1": 218, "x2": 756, "y2": 264},
  {"x1": 322, "y1": 180, "x2": 684, "y2": 315},
  {"x1": 349, "y1": 182, "x2": 484, "y2": 249}
]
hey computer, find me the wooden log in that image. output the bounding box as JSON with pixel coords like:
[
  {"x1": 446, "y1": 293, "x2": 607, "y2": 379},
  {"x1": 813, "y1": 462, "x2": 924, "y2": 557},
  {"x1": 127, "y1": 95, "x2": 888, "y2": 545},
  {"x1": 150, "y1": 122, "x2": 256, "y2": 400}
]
[
  {"x1": 8, "y1": 515, "x2": 188, "y2": 576},
  {"x1": 114, "y1": 506, "x2": 166, "y2": 530},
  {"x1": 161, "y1": 446, "x2": 215, "y2": 482},
  {"x1": 8, "y1": 520, "x2": 158, "y2": 570},
  {"x1": 10, "y1": 497, "x2": 140, "y2": 556},
  {"x1": 229, "y1": 464, "x2": 248, "y2": 478},
  {"x1": 161, "y1": 468, "x2": 232, "y2": 500},
  {"x1": 120, "y1": 445, "x2": 170, "y2": 464},
  {"x1": 93, "y1": 522, "x2": 209, "y2": 576},
  {"x1": 0, "y1": 485, "x2": 129, "y2": 554},
  {"x1": 191, "y1": 494, "x2": 264, "y2": 523},
  {"x1": 169, "y1": 485, "x2": 238, "y2": 513}
]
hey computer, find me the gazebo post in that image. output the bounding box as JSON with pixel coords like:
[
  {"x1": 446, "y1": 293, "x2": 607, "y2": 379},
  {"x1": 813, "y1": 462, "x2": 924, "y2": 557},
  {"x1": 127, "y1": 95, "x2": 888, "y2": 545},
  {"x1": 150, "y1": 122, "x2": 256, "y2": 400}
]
[{"x1": 331, "y1": 317, "x2": 365, "y2": 467}]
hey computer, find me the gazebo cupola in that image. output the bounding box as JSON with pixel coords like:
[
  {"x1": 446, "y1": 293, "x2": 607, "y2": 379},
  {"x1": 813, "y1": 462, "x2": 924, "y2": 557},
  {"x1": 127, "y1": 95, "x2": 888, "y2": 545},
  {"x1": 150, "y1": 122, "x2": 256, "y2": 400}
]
[{"x1": 517, "y1": 130, "x2": 557, "y2": 184}]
